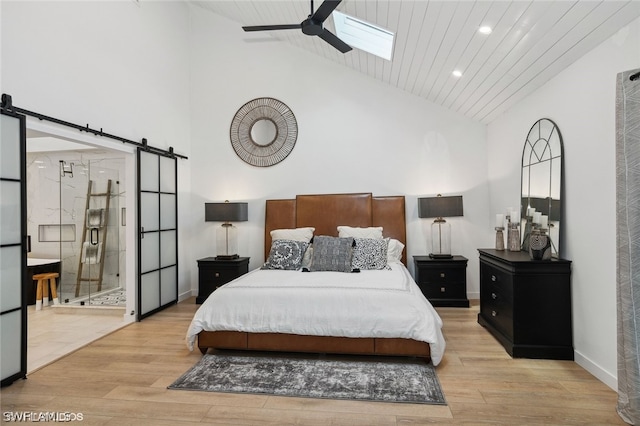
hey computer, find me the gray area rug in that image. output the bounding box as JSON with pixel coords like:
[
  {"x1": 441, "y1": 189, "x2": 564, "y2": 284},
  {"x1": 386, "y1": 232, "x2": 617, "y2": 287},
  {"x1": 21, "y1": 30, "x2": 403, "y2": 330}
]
[{"x1": 168, "y1": 353, "x2": 446, "y2": 405}]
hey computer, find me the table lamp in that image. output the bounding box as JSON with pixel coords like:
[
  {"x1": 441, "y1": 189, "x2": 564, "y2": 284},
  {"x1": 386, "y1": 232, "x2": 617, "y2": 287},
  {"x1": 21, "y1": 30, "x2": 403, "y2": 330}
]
[
  {"x1": 205, "y1": 201, "x2": 248, "y2": 260},
  {"x1": 418, "y1": 194, "x2": 464, "y2": 259}
]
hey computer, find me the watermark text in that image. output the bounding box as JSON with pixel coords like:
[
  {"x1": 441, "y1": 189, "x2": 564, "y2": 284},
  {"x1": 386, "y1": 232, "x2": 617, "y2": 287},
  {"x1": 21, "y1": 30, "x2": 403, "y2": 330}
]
[{"x1": 3, "y1": 412, "x2": 84, "y2": 422}]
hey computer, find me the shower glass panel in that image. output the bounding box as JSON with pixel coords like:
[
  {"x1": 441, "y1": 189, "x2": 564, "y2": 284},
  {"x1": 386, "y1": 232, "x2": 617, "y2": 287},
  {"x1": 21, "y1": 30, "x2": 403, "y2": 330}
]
[{"x1": 59, "y1": 159, "x2": 120, "y2": 305}]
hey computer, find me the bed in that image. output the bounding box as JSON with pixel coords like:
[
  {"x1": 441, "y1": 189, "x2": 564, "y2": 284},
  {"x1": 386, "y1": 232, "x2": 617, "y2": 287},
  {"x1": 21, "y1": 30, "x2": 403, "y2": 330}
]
[{"x1": 186, "y1": 193, "x2": 446, "y2": 365}]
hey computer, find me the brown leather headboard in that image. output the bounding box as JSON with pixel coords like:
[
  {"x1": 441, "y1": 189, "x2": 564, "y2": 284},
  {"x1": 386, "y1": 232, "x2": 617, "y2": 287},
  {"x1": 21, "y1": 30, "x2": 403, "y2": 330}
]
[{"x1": 265, "y1": 193, "x2": 407, "y2": 265}]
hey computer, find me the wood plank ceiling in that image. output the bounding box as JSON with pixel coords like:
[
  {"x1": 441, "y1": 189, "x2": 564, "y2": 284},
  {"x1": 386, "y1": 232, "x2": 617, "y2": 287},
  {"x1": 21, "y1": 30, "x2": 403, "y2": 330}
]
[{"x1": 192, "y1": 1, "x2": 640, "y2": 123}]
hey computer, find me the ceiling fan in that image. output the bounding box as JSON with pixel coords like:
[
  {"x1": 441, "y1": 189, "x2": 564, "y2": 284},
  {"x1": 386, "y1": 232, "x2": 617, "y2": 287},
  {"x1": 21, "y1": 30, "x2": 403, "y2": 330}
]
[{"x1": 242, "y1": 0, "x2": 352, "y2": 54}]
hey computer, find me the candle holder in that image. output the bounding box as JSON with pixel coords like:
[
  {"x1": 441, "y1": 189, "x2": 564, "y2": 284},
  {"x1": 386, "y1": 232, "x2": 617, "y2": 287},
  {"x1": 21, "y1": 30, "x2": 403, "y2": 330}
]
[
  {"x1": 495, "y1": 227, "x2": 505, "y2": 251},
  {"x1": 508, "y1": 222, "x2": 520, "y2": 251}
]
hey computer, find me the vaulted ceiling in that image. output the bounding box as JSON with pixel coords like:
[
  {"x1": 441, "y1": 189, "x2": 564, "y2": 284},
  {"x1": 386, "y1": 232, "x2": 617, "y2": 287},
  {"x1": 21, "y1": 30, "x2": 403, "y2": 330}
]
[{"x1": 193, "y1": 1, "x2": 640, "y2": 123}]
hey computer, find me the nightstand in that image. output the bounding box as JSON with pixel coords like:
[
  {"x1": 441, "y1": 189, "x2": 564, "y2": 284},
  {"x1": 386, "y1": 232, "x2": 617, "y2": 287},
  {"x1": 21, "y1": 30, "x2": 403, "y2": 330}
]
[
  {"x1": 196, "y1": 257, "x2": 250, "y2": 304},
  {"x1": 413, "y1": 255, "x2": 469, "y2": 307}
]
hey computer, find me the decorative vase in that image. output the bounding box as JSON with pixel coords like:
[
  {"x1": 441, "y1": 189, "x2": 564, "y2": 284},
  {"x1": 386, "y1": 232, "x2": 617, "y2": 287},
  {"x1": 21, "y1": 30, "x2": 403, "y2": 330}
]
[
  {"x1": 508, "y1": 222, "x2": 520, "y2": 251},
  {"x1": 529, "y1": 229, "x2": 551, "y2": 260}
]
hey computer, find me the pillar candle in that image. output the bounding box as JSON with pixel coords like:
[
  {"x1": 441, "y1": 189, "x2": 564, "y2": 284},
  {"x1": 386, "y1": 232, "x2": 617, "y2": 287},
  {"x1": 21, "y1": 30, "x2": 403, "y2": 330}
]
[
  {"x1": 533, "y1": 211, "x2": 542, "y2": 224},
  {"x1": 496, "y1": 214, "x2": 504, "y2": 228},
  {"x1": 511, "y1": 210, "x2": 519, "y2": 224},
  {"x1": 527, "y1": 207, "x2": 535, "y2": 217},
  {"x1": 540, "y1": 215, "x2": 548, "y2": 229}
]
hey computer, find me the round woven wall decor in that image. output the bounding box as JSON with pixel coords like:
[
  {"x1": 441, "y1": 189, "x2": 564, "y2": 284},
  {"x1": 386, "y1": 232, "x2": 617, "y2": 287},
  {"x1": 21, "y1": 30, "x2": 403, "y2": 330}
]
[{"x1": 229, "y1": 97, "x2": 298, "y2": 167}]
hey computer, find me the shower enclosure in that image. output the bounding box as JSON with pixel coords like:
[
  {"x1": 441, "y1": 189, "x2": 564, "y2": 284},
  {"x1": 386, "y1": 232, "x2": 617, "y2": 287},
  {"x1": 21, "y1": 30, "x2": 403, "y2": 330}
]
[{"x1": 58, "y1": 158, "x2": 121, "y2": 305}]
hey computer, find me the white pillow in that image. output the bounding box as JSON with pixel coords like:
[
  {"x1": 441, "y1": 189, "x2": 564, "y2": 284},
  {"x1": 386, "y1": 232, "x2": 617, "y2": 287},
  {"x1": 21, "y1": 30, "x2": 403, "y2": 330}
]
[
  {"x1": 270, "y1": 227, "x2": 315, "y2": 243},
  {"x1": 337, "y1": 226, "x2": 383, "y2": 239},
  {"x1": 387, "y1": 238, "x2": 405, "y2": 263}
]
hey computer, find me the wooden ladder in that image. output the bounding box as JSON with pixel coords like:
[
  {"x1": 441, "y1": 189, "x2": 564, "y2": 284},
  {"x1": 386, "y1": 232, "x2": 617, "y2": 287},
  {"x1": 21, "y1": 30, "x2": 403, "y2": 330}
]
[{"x1": 75, "y1": 179, "x2": 112, "y2": 297}]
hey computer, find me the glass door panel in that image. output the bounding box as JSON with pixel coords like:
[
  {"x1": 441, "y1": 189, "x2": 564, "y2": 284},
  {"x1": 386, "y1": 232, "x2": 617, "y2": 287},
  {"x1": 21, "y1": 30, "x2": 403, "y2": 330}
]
[
  {"x1": 137, "y1": 149, "x2": 177, "y2": 319},
  {"x1": 0, "y1": 110, "x2": 27, "y2": 386},
  {"x1": 59, "y1": 158, "x2": 120, "y2": 305}
]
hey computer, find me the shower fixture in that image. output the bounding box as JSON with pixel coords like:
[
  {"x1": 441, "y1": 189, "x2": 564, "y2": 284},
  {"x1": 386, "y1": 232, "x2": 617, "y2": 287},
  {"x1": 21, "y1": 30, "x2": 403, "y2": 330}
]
[{"x1": 60, "y1": 160, "x2": 74, "y2": 178}]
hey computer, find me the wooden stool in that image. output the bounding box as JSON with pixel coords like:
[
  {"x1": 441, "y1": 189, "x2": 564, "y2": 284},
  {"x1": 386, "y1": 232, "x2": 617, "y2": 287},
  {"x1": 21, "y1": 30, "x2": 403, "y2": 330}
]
[{"x1": 34, "y1": 272, "x2": 60, "y2": 310}]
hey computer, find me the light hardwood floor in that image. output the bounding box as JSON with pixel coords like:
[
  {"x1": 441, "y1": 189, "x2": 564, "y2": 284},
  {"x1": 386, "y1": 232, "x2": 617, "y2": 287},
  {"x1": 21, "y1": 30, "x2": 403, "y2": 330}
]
[
  {"x1": 1, "y1": 298, "x2": 624, "y2": 425},
  {"x1": 27, "y1": 304, "x2": 129, "y2": 373}
]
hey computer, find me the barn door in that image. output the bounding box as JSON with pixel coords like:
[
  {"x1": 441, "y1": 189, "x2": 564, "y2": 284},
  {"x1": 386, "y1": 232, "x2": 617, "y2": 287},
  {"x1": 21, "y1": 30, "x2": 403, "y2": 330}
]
[
  {"x1": 137, "y1": 149, "x2": 178, "y2": 320},
  {"x1": 0, "y1": 110, "x2": 27, "y2": 386}
]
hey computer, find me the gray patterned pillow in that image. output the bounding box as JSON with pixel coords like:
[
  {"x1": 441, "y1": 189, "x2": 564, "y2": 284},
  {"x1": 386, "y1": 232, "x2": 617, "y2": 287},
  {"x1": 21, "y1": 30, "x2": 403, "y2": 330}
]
[
  {"x1": 309, "y1": 236, "x2": 354, "y2": 272},
  {"x1": 262, "y1": 240, "x2": 309, "y2": 270},
  {"x1": 352, "y1": 238, "x2": 390, "y2": 270}
]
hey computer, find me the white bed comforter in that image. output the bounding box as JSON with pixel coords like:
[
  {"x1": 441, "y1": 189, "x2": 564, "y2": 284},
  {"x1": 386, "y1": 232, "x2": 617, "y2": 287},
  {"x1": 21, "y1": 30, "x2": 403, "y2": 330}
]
[{"x1": 186, "y1": 262, "x2": 446, "y2": 365}]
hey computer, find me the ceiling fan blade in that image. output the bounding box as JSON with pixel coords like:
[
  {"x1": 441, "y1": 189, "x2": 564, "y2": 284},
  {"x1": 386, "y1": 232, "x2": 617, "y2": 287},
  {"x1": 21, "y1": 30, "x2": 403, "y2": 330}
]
[
  {"x1": 242, "y1": 24, "x2": 301, "y2": 32},
  {"x1": 312, "y1": 0, "x2": 342, "y2": 23},
  {"x1": 318, "y1": 29, "x2": 352, "y2": 53}
]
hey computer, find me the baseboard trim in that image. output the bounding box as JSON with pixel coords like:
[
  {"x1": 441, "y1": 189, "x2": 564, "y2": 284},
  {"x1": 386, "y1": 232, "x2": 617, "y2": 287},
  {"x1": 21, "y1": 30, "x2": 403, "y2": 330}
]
[
  {"x1": 574, "y1": 350, "x2": 617, "y2": 391},
  {"x1": 178, "y1": 289, "x2": 195, "y2": 303}
]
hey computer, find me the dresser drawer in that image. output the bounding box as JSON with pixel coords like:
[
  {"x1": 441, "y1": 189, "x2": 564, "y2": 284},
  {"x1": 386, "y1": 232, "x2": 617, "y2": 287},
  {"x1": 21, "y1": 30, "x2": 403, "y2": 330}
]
[
  {"x1": 481, "y1": 264, "x2": 513, "y2": 289},
  {"x1": 199, "y1": 267, "x2": 240, "y2": 286},
  {"x1": 417, "y1": 267, "x2": 465, "y2": 285},
  {"x1": 420, "y1": 281, "x2": 467, "y2": 300}
]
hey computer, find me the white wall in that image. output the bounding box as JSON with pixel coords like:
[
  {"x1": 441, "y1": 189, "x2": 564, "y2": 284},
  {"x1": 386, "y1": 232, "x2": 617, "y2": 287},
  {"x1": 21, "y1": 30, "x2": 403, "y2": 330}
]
[
  {"x1": 188, "y1": 7, "x2": 491, "y2": 291},
  {"x1": 487, "y1": 17, "x2": 640, "y2": 389},
  {"x1": 1, "y1": 1, "x2": 194, "y2": 312}
]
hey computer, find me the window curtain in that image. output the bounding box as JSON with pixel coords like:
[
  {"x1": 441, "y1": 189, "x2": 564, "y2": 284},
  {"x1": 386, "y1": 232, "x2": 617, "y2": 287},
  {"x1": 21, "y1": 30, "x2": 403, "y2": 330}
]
[{"x1": 616, "y1": 67, "x2": 640, "y2": 425}]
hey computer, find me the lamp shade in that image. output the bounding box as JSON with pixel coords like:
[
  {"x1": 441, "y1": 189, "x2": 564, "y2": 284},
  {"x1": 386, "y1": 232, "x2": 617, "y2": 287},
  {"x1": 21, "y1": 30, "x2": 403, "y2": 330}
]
[
  {"x1": 205, "y1": 202, "x2": 248, "y2": 222},
  {"x1": 418, "y1": 195, "x2": 463, "y2": 218}
]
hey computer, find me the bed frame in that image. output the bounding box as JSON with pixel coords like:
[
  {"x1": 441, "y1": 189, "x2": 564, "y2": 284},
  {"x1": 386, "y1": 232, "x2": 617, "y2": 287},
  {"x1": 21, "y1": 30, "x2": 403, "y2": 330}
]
[{"x1": 197, "y1": 193, "x2": 431, "y2": 360}]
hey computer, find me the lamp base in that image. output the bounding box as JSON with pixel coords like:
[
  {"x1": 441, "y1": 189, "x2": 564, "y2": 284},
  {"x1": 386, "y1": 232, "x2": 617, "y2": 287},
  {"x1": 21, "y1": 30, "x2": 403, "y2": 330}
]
[
  {"x1": 429, "y1": 253, "x2": 453, "y2": 259},
  {"x1": 215, "y1": 254, "x2": 240, "y2": 260}
]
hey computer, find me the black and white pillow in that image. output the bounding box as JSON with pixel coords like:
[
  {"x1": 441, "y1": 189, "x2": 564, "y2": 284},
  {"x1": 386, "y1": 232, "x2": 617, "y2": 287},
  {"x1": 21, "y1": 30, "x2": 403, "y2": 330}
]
[
  {"x1": 262, "y1": 239, "x2": 309, "y2": 270},
  {"x1": 309, "y1": 235, "x2": 354, "y2": 272},
  {"x1": 352, "y1": 238, "x2": 390, "y2": 270}
]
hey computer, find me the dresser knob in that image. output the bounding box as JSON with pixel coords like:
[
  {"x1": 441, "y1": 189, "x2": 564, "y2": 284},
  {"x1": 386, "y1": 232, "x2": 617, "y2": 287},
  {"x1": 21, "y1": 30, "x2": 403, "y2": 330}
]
[
  {"x1": 491, "y1": 310, "x2": 497, "y2": 317},
  {"x1": 440, "y1": 287, "x2": 446, "y2": 293},
  {"x1": 440, "y1": 272, "x2": 445, "y2": 278},
  {"x1": 491, "y1": 292, "x2": 497, "y2": 300},
  {"x1": 491, "y1": 275, "x2": 497, "y2": 282},
  {"x1": 215, "y1": 272, "x2": 220, "y2": 278}
]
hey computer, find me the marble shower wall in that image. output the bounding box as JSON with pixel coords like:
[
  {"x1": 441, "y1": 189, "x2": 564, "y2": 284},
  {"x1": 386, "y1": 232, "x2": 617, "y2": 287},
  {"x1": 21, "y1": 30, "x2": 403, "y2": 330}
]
[{"x1": 26, "y1": 149, "x2": 126, "y2": 301}]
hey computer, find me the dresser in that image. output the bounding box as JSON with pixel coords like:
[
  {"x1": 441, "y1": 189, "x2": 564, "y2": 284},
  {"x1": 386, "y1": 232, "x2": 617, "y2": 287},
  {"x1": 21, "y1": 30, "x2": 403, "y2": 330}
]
[
  {"x1": 477, "y1": 249, "x2": 573, "y2": 359},
  {"x1": 196, "y1": 257, "x2": 250, "y2": 304},
  {"x1": 413, "y1": 255, "x2": 469, "y2": 307}
]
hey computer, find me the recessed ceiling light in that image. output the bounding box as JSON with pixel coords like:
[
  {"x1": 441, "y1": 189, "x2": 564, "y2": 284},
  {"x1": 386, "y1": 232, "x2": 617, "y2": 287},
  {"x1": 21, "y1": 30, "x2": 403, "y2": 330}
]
[
  {"x1": 479, "y1": 26, "x2": 492, "y2": 35},
  {"x1": 452, "y1": 70, "x2": 463, "y2": 78}
]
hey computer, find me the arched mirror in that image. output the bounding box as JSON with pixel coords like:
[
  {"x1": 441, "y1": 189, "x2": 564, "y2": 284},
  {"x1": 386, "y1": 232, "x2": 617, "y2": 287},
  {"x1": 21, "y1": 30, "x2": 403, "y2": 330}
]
[
  {"x1": 230, "y1": 97, "x2": 297, "y2": 167},
  {"x1": 520, "y1": 118, "x2": 564, "y2": 258}
]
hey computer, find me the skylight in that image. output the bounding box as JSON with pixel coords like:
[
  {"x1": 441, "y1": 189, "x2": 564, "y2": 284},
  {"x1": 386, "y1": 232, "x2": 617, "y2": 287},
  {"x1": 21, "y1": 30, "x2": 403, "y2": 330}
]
[{"x1": 333, "y1": 11, "x2": 395, "y2": 61}]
